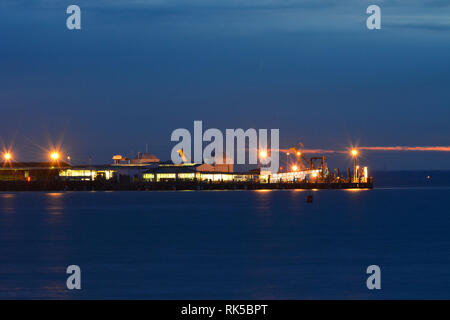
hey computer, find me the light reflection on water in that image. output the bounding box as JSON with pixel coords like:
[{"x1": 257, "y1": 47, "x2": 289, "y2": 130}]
[
  {"x1": 1, "y1": 193, "x2": 16, "y2": 199},
  {"x1": 45, "y1": 192, "x2": 65, "y2": 217},
  {"x1": 0, "y1": 189, "x2": 450, "y2": 299},
  {"x1": 345, "y1": 188, "x2": 371, "y2": 192},
  {"x1": 0, "y1": 193, "x2": 16, "y2": 214}
]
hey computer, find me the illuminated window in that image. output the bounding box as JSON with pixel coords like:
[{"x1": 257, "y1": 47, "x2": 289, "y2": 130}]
[
  {"x1": 178, "y1": 173, "x2": 195, "y2": 180},
  {"x1": 143, "y1": 173, "x2": 155, "y2": 181},
  {"x1": 199, "y1": 173, "x2": 234, "y2": 182},
  {"x1": 59, "y1": 169, "x2": 115, "y2": 180},
  {"x1": 157, "y1": 173, "x2": 176, "y2": 181}
]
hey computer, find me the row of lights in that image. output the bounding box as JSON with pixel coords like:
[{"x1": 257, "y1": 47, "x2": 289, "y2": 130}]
[
  {"x1": 2, "y1": 151, "x2": 61, "y2": 162},
  {"x1": 288, "y1": 148, "x2": 359, "y2": 172},
  {"x1": 4, "y1": 148, "x2": 359, "y2": 166}
]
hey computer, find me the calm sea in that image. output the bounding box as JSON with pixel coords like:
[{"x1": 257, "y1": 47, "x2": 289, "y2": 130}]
[{"x1": 1, "y1": 171, "x2": 450, "y2": 299}]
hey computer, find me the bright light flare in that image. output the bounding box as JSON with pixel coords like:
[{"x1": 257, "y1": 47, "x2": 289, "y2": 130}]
[
  {"x1": 292, "y1": 165, "x2": 298, "y2": 171},
  {"x1": 50, "y1": 152, "x2": 60, "y2": 161},
  {"x1": 3, "y1": 152, "x2": 12, "y2": 161},
  {"x1": 259, "y1": 150, "x2": 267, "y2": 158},
  {"x1": 351, "y1": 149, "x2": 358, "y2": 157}
]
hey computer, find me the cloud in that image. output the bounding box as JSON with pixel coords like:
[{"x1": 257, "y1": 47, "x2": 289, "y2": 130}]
[
  {"x1": 385, "y1": 14, "x2": 450, "y2": 31},
  {"x1": 1, "y1": 0, "x2": 448, "y2": 35},
  {"x1": 0, "y1": 0, "x2": 377, "y2": 10},
  {"x1": 389, "y1": 22, "x2": 450, "y2": 31},
  {"x1": 2, "y1": 0, "x2": 449, "y2": 10}
]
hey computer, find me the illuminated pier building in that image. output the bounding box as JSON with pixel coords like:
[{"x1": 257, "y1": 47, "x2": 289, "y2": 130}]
[
  {"x1": 0, "y1": 149, "x2": 371, "y2": 189},
  {"x1": 142, "y1": 163, "x2": 257, "y2": 183}
]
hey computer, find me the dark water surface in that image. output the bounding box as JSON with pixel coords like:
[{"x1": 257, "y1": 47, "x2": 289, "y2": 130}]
[{"x1": 1, "y1": 185, "x2": 450, "y2": 299}]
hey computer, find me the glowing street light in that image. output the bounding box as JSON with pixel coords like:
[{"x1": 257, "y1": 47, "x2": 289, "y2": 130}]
[
  {"x1": 292, "y1": 165, "x2": 298, "y2": 171},
  {"x1": 259, "y1": 150, "x2": 267, "y2": 158},
  {"x1": 50, "y1": 152, "x2": 60, "y2": 161},
  {"x1": 3, "y1": 152, "x2": 12, "y2": 161},
  {"x1": 297, "y1": 151, "x2": 301, "y2": 156},
  {"x1": 351, "y1": 149, "x2": 358, "y2": 157}
]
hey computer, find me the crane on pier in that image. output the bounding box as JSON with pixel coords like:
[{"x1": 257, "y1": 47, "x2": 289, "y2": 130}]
[
  {"x1": 288, "y1": 142, "x2": 310, "y2": 170},
  {"x1": 289, "y1": 142, "x2": 327, "y2": 174}
]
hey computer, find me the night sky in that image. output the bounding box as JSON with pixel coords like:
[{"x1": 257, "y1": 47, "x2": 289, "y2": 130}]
[{"x1": 0, "y1": 0, "x2": 449, "y2": 169}]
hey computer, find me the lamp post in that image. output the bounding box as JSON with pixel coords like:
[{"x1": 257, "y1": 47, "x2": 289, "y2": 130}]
[
  {"x1": 286, "y1": 152, "x2": 290, "y2": 173},
  {"x1": 351, "y1": 149, "x2": 358, "y2": 182}
]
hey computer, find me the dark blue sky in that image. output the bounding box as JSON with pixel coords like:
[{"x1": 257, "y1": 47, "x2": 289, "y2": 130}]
[{"x1": 0, "y1": 0, "x2": 449, "y2": 169}]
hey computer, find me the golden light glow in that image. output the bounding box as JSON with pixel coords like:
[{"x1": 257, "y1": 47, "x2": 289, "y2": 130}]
[
  {"x1": 50, "y1": 152, "x2": 60, "y2": 161},
  {"x1": 259, "y1": 150, "x2": 267, "y2": 158},
  {"x1": 312, "y1": 172, "x2": 318, "y2": 178},
  {"x1": 292, "y1": 165, "x2": 298, "y2": 171},
  {"x1": 296, "y1": 151, "x2": 301, "y2": 156},
  {"x1": 3, "y1": 152, "x2": 12, "y2": 161},
  {"x1": 351, "y1": 149, "x2": 358, "y2": 157}
]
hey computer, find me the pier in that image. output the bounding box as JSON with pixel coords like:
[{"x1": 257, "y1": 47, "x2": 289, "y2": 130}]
[
  {"x1": 0, "y1": 149, "x2": 373, "y2": 191},
  {"x1": 0, "y1": 179, "x2": 373, "y2": 192}
]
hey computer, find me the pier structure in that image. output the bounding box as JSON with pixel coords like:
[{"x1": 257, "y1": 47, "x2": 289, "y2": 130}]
[{"x1": 0, "y1": 150, "x2": 373, "y2": 191}]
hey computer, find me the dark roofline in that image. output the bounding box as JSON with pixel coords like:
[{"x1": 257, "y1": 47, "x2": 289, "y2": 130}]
[{"x1": 0, "y1": 162, "x2": 70, "y2": 169}]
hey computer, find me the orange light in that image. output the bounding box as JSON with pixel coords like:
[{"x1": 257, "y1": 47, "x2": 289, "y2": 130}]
[
  {"x1": 297, "y1": 151, "x2": 301, "y2": 156},
  {"x1": 292, "y1": 165, "x2": 298, "y2": 171},
  {"x1": 312, "y1": 172, "x2": 318, "y2": 178},
  {"x1": 351, "y1": 149, "x2": 358, "y2": 157},
  {"x1": 259, "y1": 150, "x2": 267, "y2": 158},
  {"x1": 3, "y1": 152, "x2": 12, "y2": 161},
  {"x1": 50, "y1": 152, "x2": 60, "y2": 161},
  {"x1": 27, "y1": 176, "x2": 31, "y2": 182}
]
